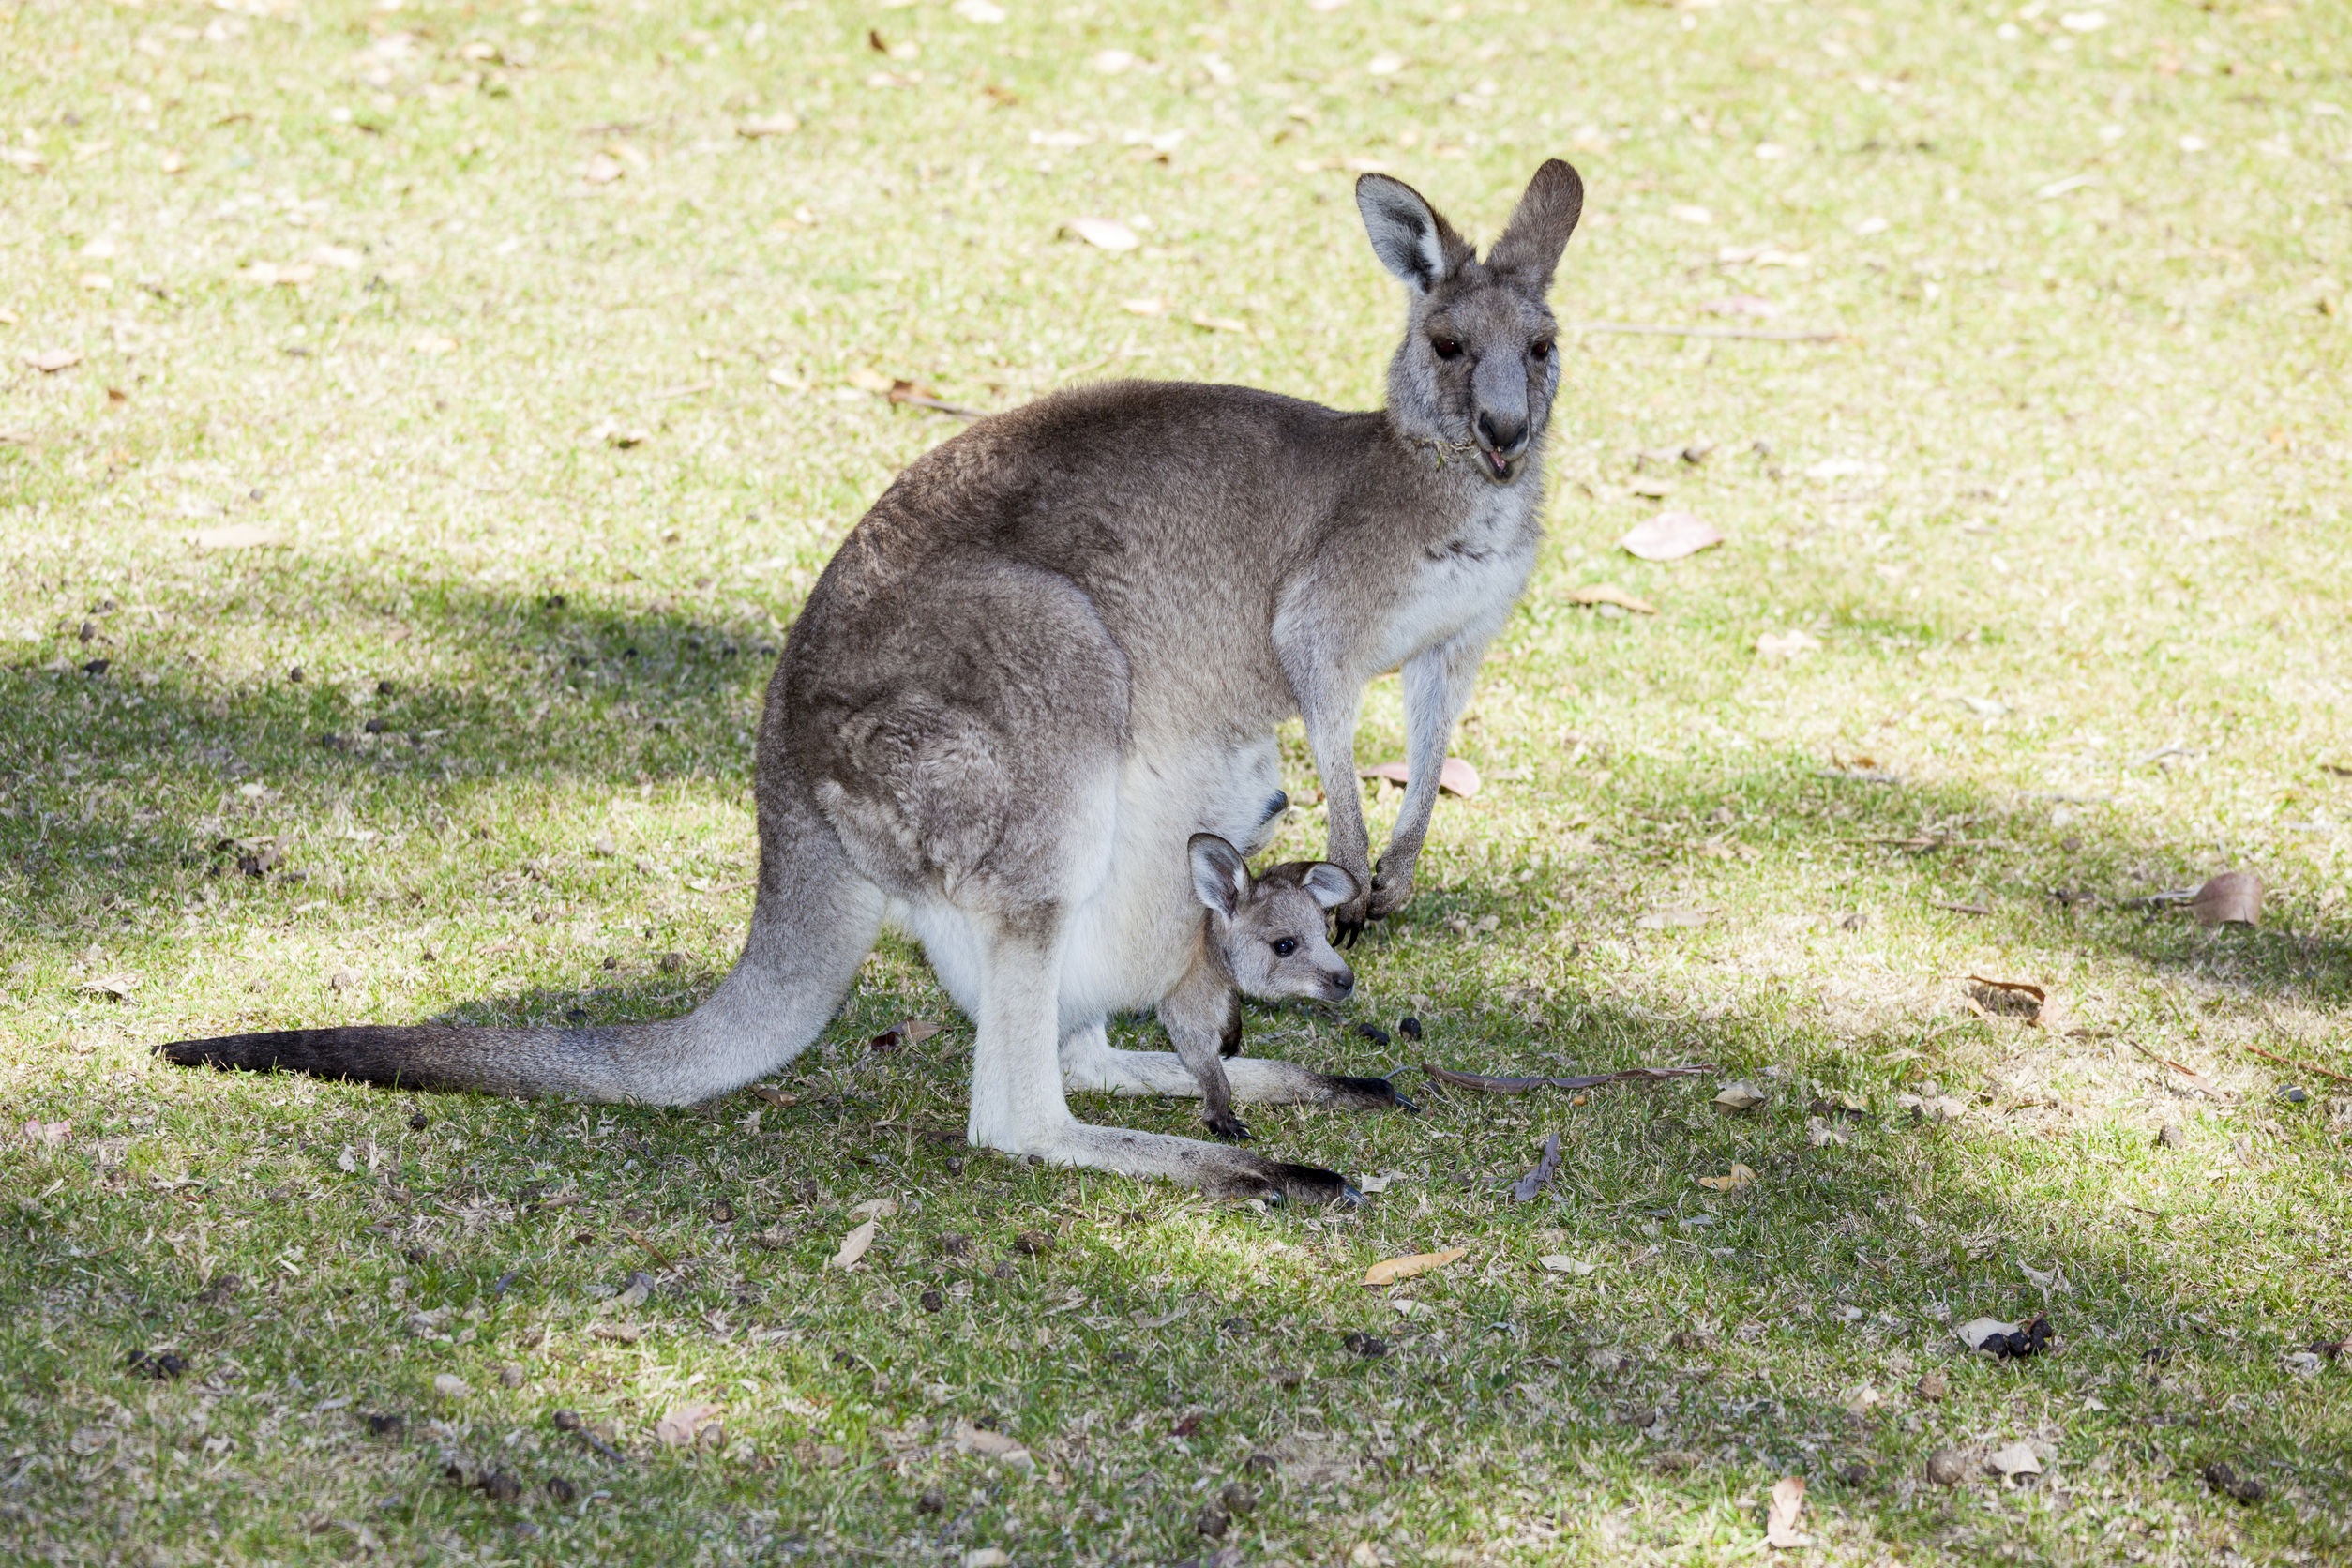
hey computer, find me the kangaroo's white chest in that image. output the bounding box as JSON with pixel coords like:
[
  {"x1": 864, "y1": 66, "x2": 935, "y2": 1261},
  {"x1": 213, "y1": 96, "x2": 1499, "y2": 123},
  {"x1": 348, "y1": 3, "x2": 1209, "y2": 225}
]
[{"x1": 1374, "y1": 483, "x2": 1539, "y2": 671}]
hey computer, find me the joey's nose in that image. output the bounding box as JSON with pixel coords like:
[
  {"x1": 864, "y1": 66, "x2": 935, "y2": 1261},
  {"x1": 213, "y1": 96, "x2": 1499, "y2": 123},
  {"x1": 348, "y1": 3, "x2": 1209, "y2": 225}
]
[
  {"x1": 1477, "y1": 411, "x2": 1528, "y2": 455},
  {"x1": 1327, "y1": 967, "x2": 1355, "y2": 998}
]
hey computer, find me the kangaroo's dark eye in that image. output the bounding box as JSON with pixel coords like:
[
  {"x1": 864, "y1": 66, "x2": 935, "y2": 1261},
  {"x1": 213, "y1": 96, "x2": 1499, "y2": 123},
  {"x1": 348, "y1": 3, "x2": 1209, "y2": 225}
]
[
  {"x1": 1271, "y1": 938, "x2": 1299, "y2": 957},
  {"x1": 1530, "y1": 339, "x2": 1553, "y2": 362},
  {"x1": 1430, "y1": 336, "x2": 1465, "y2": 361}
]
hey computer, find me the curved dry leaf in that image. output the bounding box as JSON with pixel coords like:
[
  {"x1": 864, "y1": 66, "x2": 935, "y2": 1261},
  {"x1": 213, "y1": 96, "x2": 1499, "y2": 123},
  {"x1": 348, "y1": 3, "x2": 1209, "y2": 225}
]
[
  {"x1": 1713, "y1": 1081, "x2": 1767, "y2": 1110},
  {"x1": 24, "y1": 349, "x2": 83, "y2": 373},
  {"x1": 1765, "y1": 1474, "x2": 1808, "y2": 1549},
  {"x1": 1696, "y1": 1163, "x2": 1756, "y2": 1192},
  {"x1": 1068, "y1": 217, "x2": 1138, "y2": 252},
  {"x1": 1620, "y1": 510, "x2": 1723, "y2": 562},
  {"x1": 656, "y1": 1399, "x2": 723, "y2": 1447},
  {"x1": 738, "y1": 113, "x2": 800, "y2": 138},
  {"x1": 848, "y1": 1197, "x2": 899, "y2": 1221},
  {"x1": 1966, "y1": 975, "x2": 2048, "y2": 1025},
  {"x1": 1363, "y1": 1246, "x2": 1467, "y2": 1287},
  {"x1": 1986, "y1": 1441, "x2": 2042, "y2": 1478},
  {"x1": 829, "y1": 1216, "x2": 878, "y2": 1270},
  {"x1": 1510, "y1": 1132, "x2": 1560, "y2": 1202},
  {"x1": 1538, "y1": 1254, "x2": 1595, "y2": 1275},
  {"x1": 1564, "y1": 582, "x2": 1656, "y2": 613},
  {"x1": 1756, "y1": 628, "x2": 1821, "y2": 659},
  {"x1": 2189, "y1": 870, "x2": 2262, "y2": 927},
  {"x1": 1358, "y1": 758, "x2": 1481, "y2": 797},
  {"x1": 1636, "y1": 905, "x2": 1714, "y2": 929}
]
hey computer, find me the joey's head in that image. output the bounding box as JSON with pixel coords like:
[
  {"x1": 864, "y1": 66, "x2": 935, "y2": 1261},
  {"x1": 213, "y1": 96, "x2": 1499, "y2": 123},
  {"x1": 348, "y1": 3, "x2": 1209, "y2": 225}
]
[
  {"x1": 1358, "y1": 159, "x2": 1585, "y2": 486},
  {"x1": 1188, "y1": 833, "x2": 1357, "y2": 1005}
]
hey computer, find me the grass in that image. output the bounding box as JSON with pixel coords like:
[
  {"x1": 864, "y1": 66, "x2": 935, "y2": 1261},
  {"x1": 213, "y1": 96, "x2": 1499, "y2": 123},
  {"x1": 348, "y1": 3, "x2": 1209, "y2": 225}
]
[{"x1": 3, "y1": 0, "x2": 2349, "y2": 1562}]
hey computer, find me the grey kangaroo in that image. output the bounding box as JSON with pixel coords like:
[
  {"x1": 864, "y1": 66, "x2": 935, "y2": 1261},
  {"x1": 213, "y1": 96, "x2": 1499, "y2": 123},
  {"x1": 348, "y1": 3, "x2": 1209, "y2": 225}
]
[
  {"x1": 1156, "y1": 832, "x2": 1387, "y2": 1143},
  {"x1": 161, "y1": 161, "x2": 1585, "y2": 1204}
]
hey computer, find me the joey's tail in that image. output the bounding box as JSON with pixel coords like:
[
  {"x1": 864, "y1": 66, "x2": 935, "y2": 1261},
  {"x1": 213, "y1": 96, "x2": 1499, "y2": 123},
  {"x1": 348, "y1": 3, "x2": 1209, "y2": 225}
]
[{"x1": 158, "y1": 796, "x2": 886, "y2": 1107}]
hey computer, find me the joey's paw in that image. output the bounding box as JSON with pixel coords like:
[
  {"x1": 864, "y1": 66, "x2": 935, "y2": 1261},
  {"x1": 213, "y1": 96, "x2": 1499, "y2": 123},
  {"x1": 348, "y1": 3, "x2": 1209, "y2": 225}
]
[
  {"x1": 1366, "y1": 866, "x2": 1415, "y2": 921},
  {"x1": 1323, "y1": 1073, "x2": 1420, "y2": 1114},
  {"x1": 1202, "y1": 1110, "x2": 1253, "y2": 1143},
  {"x1": 1330, "y1": 897, "x2": 1370, "y2": 949}
]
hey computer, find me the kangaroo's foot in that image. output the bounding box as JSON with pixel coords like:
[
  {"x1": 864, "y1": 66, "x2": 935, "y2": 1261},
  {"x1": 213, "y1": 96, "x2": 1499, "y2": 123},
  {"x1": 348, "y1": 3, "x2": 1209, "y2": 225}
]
[{"x1": 1202, "y1": 1108, "x2": 1252, "y2": 1142}]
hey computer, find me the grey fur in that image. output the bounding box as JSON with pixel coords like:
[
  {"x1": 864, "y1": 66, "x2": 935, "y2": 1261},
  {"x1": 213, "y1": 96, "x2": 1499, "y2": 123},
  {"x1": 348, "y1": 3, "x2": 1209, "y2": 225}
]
[{"x1": 158, "y1": 160, "x2": 1586, "y2": 1206}]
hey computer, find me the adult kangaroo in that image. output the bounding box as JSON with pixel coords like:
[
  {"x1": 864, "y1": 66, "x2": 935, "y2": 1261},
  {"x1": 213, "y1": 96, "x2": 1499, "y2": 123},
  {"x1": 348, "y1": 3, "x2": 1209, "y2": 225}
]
[{"x1": 161, "y1": 162, "x2": 1585, "y2": 1203}]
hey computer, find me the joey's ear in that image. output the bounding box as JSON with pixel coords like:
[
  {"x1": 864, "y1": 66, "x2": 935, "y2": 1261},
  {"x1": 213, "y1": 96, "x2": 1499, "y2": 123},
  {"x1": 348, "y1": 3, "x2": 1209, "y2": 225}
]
[
  {"x1": 1299, "y1": 863, "x2": 1360, "y2": 912},
  {"x1": 1485, "y1": 158, "x2": 1584, "y2": 293},
  {"x1": 1356, "y1": 173, "x2": 1471, "y2": 294},
  {"x1": 1188, "y1": 834, "x2": 1249, "y2": 919}
]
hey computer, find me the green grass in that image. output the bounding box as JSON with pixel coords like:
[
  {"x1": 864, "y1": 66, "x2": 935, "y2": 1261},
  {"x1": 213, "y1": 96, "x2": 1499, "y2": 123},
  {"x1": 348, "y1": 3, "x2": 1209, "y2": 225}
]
[{"x1": 4, "y1": 0, "x2": 2349, "y2": 1562}]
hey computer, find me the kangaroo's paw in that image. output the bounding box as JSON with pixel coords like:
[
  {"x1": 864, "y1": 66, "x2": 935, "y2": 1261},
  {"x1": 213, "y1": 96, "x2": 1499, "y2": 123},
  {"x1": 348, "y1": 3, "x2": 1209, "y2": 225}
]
[
  {"x1": 1321, "y1": 1072, "x2": 1420, "y2": 1112},
  {"x1": 1201, "y1": 1109, "x2": 1253, "y2": 1143}
]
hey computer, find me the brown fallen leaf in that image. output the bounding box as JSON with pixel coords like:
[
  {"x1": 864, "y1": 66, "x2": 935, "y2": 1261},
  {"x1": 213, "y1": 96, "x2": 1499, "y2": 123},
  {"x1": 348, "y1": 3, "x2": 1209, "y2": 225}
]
[
  {"x1": 655, "y1": 1400, "x2": 723, "y2": 1448},
  {"x1": 2189, "y1": 870, "x2": 2262, "y2": 927},
  {"x1": 1563, "y1": 582, "x2": 1656, "y2": 614},
  {"x1": 1967, "y1": 975, "x2": 2048, "y2": 1026},
  {"x1": 1421, "y1": 1063, "x2": 1717, "y2": 1094},
  {"x1": 737, "y1": 113, "x2": 800, "y2": 138},
  {"x1": 749, "y1": 1085, "x2": 800, "y2": 1108},
  {"x1": 869, "y1": 1018, "x2": 942, "y2": 1052},
  {"x1": 1363, "y1": 1247, "x2": 1467, "y2": 1287},
  {"x1": 1358, "y1": 757, "x2": 1482, "y2": 798},
  {"x1": 1765, "y1": 1474, "x2": 1808, "y2": 1549},
  {"x1": 1121, "y1": 296, "x2": 1168, "y2": 316},
  {"x1": 1620, "y1": 510, "x2": 1723, "y2": 562},
  {"x1": 24, "y1": 349, "x2": 83, "y2": 373},
  {"x1": 1985, "y1": 1441, "x2": 2042, "y2": 1480},
  {"x1": 1636, "y1": 905, "x2": 1714, "y2": 929},
  {"x1": 1713, "y1": 1080, "x2": 1767, "y2": 1110},
  {"x1": 829, "y1": 1217, "x2": 878, "y2": 1270},
  {"x1": 1509, "y1": 1132, "x2": 1560, "y2": 1203},
  {"x1": 588, "y1": 1321, "x2": 641, "y2": 1343},
  {"x1": 848, "y1": 1197, "x2": 899, "y2": 1221},
  {"x1": 1190, "y1": 312, "x2": 1249, "y2": 335},
  {"x1": 1696, "y1": 1163, "x2": 1756, "y2": 1193},
  {"x1": 78, "y1": 974, "x2": 136, "y2": 1000}
]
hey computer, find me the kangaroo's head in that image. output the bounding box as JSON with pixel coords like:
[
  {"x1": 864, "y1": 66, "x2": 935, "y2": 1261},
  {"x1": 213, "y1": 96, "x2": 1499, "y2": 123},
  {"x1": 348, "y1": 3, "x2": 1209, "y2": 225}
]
[
  {"x1": 1358, "y1": 159, "x2": 1585, "y2": 486},
  {"x1": 1188, "y1": 834, "x2": 1357, "y2": 1005}
]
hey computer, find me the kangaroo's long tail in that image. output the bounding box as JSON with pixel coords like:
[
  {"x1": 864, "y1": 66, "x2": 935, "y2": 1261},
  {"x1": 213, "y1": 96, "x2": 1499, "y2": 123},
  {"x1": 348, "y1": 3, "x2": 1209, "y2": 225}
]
[{"x1": 157, "y1": 792, "x2": 884, "y2": 1107}]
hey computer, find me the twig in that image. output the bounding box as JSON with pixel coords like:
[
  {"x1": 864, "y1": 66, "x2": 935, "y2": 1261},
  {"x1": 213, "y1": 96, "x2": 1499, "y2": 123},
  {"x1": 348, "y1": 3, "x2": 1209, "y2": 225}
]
[
  {"x1": 617, "y1": 1226, "x2": 673, "y2": 1266},
  {"x1": 2129, "y1": 1040, "x2": 2231, "y2": 1101},
  {"x1": 1573, "y1": 322, "x2": 1848, "y2": 344},
  {"x1": 2243, "y1": 1043, "x2": 2352, "y2": 1087},
  {"x1": 888, "y1": 389, "x2": 987, "y2": 419},
  {"x1": 1929, "y1": 900, "x2": 1992, "y2": 916}
]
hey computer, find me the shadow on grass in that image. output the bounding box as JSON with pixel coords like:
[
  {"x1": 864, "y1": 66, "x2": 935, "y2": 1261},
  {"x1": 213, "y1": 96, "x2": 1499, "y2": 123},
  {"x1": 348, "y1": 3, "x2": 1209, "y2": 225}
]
[{"x1": 3, "y1": 563, "x2": 2347, "y2": 1561}]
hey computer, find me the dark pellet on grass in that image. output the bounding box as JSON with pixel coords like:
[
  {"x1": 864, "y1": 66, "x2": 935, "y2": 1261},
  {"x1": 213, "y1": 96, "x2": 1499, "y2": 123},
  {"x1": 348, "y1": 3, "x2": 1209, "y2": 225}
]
[
  {"x1": 920, "y1": 1289, "x2": 944, "y2": 1313},
  {"x1": 711, "y1": 1199, "x2": 736, "y2": 1224},
  {"x1": 1398, "y1": 1016, "x2": 1422, "y2": 1041},
  {"x1": 126, "y1": 1349, "x2": 188, "y2": 1380},
  {"x1": 1243, "y1": 1452, "x2": 1276, "y2": 1476},
  {"x1": 1193, "y1": 1503, "x2": 1229, "y2": 1539},
  {"x1": 1014, "y1": 1229, "x2": 1052, "y2": 1257},
  {"x1": 545, "y1": 1476, "x2": 577, "y2": 1505},
  {"x1": 480, "y1": 1470, "x2": 523, "y2": 1503},
  {"x1": 1353, "y1": 1021, "x2": 1390, "y2": 1048},
  {"x1": 409, "y1": 1113, "x2": 429, "y2": 1131},
  {"x1": 2203, "y1": 1462, "x2": 2266, "y2": 1504},
  {"x1": 376, "y1": 679, "x2": 397, "y2": 696},
  {"x1": 992, "y1": 1261, "x2": 1017, "y2": 1280},
  {"x1": 916, "y1": 1486, "x2": 945, "y2": 1514},
  {"x1": 1342, "y1": 1332, "x2": 1387, "y2": 1358},
  {"x1": 1220, "y1": 1482, "x2": 1258, "y2": 1515},
  {"x1": 288, "y1": 666, "x2": 304, "y2": 682},
  {"x1": 365, "y1": 1411, "x2": 406, "y2": 1437}
]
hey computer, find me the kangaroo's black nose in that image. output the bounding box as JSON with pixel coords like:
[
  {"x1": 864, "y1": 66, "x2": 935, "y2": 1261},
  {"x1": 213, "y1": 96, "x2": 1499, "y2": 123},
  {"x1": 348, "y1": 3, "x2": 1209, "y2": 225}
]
[
  {"x1": 1329, "y1": 968, "x2": 1356, "y2": 997},
  {"x1": 1477, "y1": 411, "x2": 1527, "y2": 454}
]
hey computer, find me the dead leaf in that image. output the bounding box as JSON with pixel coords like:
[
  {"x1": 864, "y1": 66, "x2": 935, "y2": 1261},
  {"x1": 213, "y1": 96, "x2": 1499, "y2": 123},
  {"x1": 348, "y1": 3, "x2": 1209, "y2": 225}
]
[
  {"x1": 412, "y1": 335, "x2": 458, "y2": 356},
  {"x1": 1636, "y1": 905, "x2": 1714, "y2": 930},
  {"x1": 1985, "y1": 1441, "x2": 2042, "y2": 1480},
  {"x1": 749, "y1": 1085, "x2": 799, "y2": 1108},
  {"x1": 1620, "y1": 510, "x2": 1723, "y2": 562},
  {"x1": 1538, "y1": 1254, "x2": 1595, "y2": 1275},
  {"x1": 737, "y1": 113, "x2": 800, "y2": 138},
  {"x1": 1509, "y1": 1132, "x2": 1560, "y2": 1202},
  {"x1": 21, "y1": 1120, "x2": 69, "y2": 1149},
  {"x1": 588, "y1": 418, "x2": 648, "y2": 448},
  {"x1": 1189, "y1": 311, "x2": 1249, "y2": 334},
  {"x1": 848, "y1": 1198, "x2": 899, "y2": 1221},
  {"x1": 1953, "y1": 1316, "x2": 2018, "y2": 1350},
  {"x1": 829, "y1": 1217, "x2": 878, "y2": 1270},
  {"x1": 1363, "y1": 1247, "x2": 1467, "y2": 1287},
  {"x1": 24, "y1": 349, "x2": 83, "y2": 373},
  {"x1": 432, "y1": 1373, "x2": 469, "y2": 1398},
  {"x1": 311, "y1": 244, "x2": 364, "y2": 270},
  {"x1": 655, "y1": 1400, "x2": 723, "y2": 1448},
  {"x1": 2018, "y1": 1260, "x2": 2073, "y2": 1302},
  {"x1": 1756, "y1": 628, "x2": 1821, "y2": 659},
  {"x1": 1421, "y1": 1063, "x2": 1717, "y2": 1094},
  {"x1": 1121, "y1": 296, "x2": 1168, "y2": 317},
  {"x1": 1358, "y1": 757, "x2": 1482, "y2": 797},
  {"x1": 583, "y1": 153, "x2": 625, "y2": 184},
  {"x1": 1696, "y1": 1163, "x2": 1756, "y2": 1193},
  {"x1": 2189, "y1": 870, "x2": 2262, "y2": 927},
  {"x1": 1068, "y1": 217, "x2": 1138, "y2": 252},
  {"x1": 1765, "y1": 1474, "x2": 1808, "y2": 1548},
  {"x1": 869, "y1": 1019, "x2": 942, "y2": 1052},
  {"x1": 240, "y1": 261, "x2": 318, "y2": 288},
  {"x1": 78, "y1": 974, "x2": 135, "y2": 1000},
  {"x1": 1966, "y1": 975, "x2": 2048, "y2": 1025},
  {"x1": 1563, "y1": 582, "x2": 1656, "y2": 614},
  {"x1": 1713, "y1": 1081, "x2": 1768, "y2": 1111},
  {"x1": 589, "y1": 1320, "x2": 641, "y2": 1344},
  {"x1": 194, "y1": 524, "x2": 286, "y2": 550}
]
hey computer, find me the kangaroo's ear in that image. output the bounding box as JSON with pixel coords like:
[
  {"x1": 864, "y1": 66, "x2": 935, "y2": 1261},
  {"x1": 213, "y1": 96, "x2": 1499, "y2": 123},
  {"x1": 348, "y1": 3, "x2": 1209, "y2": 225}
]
[
  {"x1": 1188, "y1": 834, "x2": 1249, "y2": 919},
  {"x1": 1298, "y1": 863, "x2": 1360, "y2": 912},
  {"x1": 1485, "y1": 158, "x2": 1584, "y2": 293},
  {"x1": 1356, "y1": 173, "x2": 1471, "y2": 294}
]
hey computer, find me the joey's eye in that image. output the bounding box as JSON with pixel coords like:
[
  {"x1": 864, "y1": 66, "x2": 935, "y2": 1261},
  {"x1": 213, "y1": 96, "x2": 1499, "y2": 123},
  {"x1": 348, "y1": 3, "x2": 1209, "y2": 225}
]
[
  {"x1": 1530, "y1": 339, "x2": 1553, "y2": 362},
  {"x1": 1271, "y1": 938, "x2": 1299, "y2": 957},
  {"x1": 1430, "y1": 336, "x2": 1465, "y2": 361}
]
